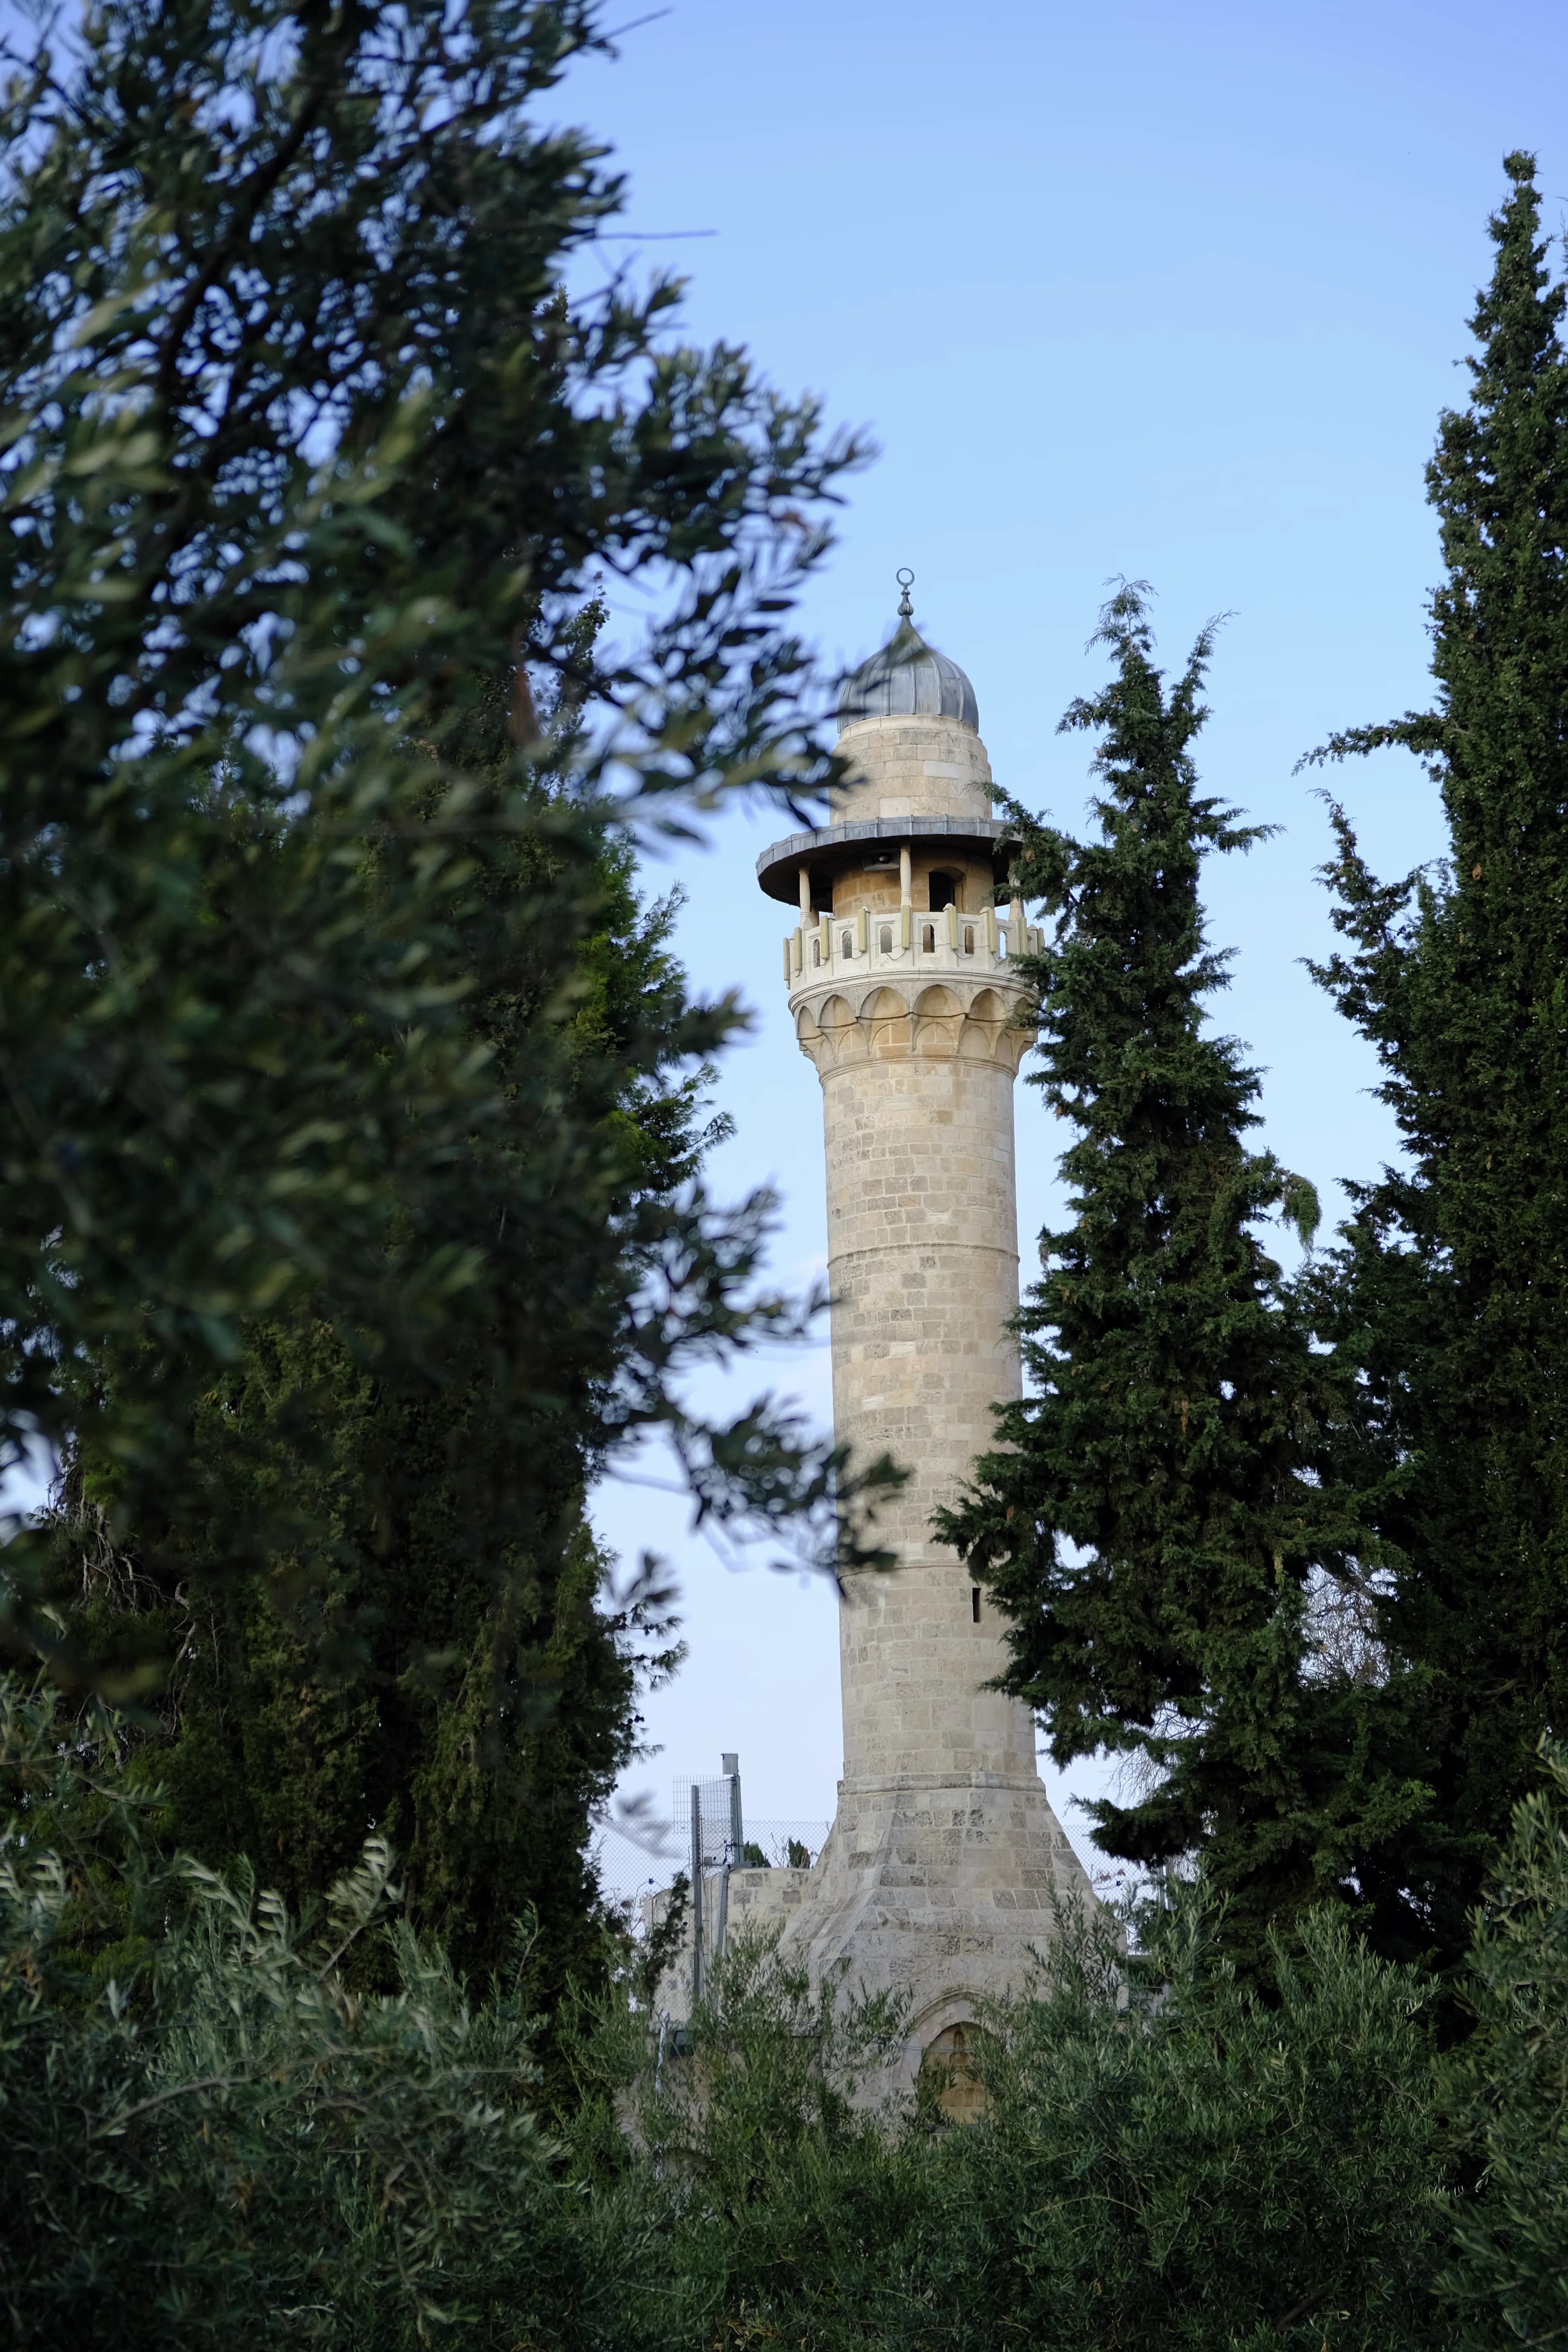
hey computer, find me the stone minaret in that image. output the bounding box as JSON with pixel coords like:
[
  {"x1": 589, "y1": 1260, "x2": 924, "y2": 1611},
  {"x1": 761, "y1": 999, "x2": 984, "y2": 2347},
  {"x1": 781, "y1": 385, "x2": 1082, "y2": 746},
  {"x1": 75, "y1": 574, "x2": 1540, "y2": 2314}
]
[{"x1": 755, "y1": 577, "x2": 1092, "y2": 2067}]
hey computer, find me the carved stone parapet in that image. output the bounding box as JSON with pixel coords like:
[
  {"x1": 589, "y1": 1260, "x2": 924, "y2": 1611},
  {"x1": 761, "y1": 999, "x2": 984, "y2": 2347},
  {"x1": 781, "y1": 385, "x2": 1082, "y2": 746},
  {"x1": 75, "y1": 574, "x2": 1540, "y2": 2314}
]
[{"x1": 790, "y1": 969, "x2": 1034, "y2": 1074}]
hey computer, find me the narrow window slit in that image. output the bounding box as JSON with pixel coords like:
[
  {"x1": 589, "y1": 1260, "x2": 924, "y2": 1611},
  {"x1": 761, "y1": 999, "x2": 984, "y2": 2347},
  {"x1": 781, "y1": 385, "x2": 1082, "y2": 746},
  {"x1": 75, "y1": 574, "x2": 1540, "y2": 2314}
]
[{"x1": 971, "y1": 1586, "x2": 982, "y2": 1623}]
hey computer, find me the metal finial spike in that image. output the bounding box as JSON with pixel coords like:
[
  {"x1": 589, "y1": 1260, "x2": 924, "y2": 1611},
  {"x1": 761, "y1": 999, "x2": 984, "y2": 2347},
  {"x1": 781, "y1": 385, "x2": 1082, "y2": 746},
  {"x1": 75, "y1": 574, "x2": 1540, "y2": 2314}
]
[{"x1": 896, "y1": 566, "x2": 915, "y2": 621}]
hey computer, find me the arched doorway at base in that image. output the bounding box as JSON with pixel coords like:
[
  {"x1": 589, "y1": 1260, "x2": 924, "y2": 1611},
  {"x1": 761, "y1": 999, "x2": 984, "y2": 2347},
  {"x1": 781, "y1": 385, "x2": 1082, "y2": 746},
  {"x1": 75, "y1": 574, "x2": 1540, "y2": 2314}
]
[{"x1": 918, "y1": 2020, "x2": 995, "y2": 2122}]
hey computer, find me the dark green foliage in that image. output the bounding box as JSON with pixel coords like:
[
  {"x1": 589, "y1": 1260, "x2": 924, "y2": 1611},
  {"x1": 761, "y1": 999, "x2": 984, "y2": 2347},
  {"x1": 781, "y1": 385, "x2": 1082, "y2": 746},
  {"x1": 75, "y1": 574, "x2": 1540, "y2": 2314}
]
[
  {"x1": 920, "y1": 1899, "x2": 1449, "y2": 2352},
  {"x1": 0, "y1": 0, "x2": 896, "y2": 1697},
  {"x1": 31, "y1": 1666, "x2": 1568, "y2": 2351},
  {"x1": 563, "y1": 1896, "x2": 1450, "y2": 2351},
  {"x1": 0, "y1": 1674, "x2": 574, "y2": 2346},
  {"x1": 571, "y1": 1937, "x2": 919, "y2": 2348},
  {"x1": 50, "y1": 724, "x2": 697, "y2": 1999},
  {"x1": 628, "y1": 1868, "x2": 688, "y2": 2009},
  {"x1": 1304, "y1": 153, "x2": 1568, "y2": 1960},
  {"x1": 1440, "y1": 1741, "x2": 1568, "y2": 2347},
  {"x1": 0, "y1": 1668, "x2": 171, "y2": 1994},
  {"x1": 107, "y1": 1476, "x2": 664, "y2": 2005},
  {"x1": 938, "y1": 588, "x2": 1422, "y2": 1963}
]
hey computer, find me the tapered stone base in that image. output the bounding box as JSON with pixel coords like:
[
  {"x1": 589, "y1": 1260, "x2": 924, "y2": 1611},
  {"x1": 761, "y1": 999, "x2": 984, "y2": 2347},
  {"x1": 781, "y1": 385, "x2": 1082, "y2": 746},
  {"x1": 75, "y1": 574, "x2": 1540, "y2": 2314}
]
[{"x1": 776, "y1": 1768, "x2": 1094, "y2": 2084}]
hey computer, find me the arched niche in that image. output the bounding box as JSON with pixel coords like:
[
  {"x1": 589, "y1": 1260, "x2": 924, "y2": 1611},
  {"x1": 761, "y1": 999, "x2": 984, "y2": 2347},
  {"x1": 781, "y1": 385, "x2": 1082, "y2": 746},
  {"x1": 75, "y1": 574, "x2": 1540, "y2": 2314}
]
[
  {"x1": 912, "y1": 982, "x2": 963, "y2": 1057},
  {"x1": 813, "y1": 993, "x2": 863, "y2": 1066},
  {"x1": 962, "y1": 985, "x2": 1008, "y2": 1060},
  {"x1": 863, "y1": 985, "x2": 912, "y2": 1058}
]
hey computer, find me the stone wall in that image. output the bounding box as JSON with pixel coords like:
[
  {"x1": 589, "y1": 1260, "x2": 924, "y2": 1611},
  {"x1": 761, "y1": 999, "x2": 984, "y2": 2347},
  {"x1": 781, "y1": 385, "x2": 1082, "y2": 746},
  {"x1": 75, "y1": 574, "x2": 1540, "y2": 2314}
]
[{"x1": 641, "y1": 1867, "x2": 816, "y2": 2018}]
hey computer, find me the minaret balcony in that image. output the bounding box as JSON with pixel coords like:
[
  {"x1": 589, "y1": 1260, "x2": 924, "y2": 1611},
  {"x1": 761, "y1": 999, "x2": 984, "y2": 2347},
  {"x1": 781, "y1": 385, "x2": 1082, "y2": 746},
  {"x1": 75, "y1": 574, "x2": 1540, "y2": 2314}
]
[
  {"x1": 784, "y1": 910, "x2": 1039, "y2": 1075},
  {"x1": 783, "y1": 902, "x2": 1043, "y2": 991}
]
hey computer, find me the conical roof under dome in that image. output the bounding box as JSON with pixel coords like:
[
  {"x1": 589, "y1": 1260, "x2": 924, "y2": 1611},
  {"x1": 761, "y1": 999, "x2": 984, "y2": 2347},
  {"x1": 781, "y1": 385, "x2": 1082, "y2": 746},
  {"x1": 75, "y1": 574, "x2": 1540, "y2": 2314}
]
[{"x1": 837, "y1": 576, "x2": 979, "y2": 732}]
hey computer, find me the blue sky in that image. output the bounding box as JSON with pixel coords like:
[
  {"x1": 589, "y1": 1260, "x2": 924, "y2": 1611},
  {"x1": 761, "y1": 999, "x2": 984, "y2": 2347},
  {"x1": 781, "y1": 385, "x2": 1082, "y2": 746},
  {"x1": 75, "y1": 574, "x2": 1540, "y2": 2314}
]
[{"x1": 571, "y1": 0, "x2": 1568, "y2": 1865}]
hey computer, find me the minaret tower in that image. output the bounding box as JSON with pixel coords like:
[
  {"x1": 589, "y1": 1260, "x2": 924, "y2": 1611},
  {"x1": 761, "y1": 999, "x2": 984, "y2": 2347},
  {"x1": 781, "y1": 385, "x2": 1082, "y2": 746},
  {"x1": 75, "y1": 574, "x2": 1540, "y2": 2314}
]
[{"x1": 755, "y1": 575, "x2": 1091, "y2": 2059}]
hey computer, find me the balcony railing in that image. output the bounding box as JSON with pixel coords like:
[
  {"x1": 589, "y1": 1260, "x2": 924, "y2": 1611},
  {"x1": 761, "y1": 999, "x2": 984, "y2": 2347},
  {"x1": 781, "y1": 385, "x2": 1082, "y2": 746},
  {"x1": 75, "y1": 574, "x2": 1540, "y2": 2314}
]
[{"x1": 784, "y1": 903, "x2": 1042, "y2": 987}]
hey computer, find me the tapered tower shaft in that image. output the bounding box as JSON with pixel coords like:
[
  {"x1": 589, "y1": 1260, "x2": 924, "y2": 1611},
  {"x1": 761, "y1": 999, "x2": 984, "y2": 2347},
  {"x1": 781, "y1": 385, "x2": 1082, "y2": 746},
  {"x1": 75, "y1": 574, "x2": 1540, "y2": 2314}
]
[
  {"x1": 799, "y1": 730, "x2": 1036, "y2": 1788},
  {"x1": 754, "y1": 591, "x2": 1090, "y2": 2058}
]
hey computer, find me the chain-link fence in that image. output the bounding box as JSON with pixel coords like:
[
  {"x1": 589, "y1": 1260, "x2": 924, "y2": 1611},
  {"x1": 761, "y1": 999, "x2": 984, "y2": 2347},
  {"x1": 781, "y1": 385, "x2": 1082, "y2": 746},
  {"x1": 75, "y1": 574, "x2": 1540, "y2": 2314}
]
[
  {"x1": 672, "y1": 1773, "x2": 740, "y2": 1877},
  {"x1": 590, "y1": 1762, "x2": 830, "y2": 1918}
]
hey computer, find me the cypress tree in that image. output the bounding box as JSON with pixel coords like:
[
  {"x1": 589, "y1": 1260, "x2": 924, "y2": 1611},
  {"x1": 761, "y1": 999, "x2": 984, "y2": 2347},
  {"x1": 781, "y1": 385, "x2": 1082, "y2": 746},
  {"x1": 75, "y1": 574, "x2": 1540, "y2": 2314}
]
[
  {"x1": 60, "y1": 830, "x2": 694, "y2": 1999},
  {"x1": 1305, "y1": 152, "x2": 1568, "y2": 1960},
  {"x1": 47, "y1": 650, "x2": 734, "y2": 2003},
  {"x1": 941, "y1": 589, "x2": 1426, "y2": 1962}
]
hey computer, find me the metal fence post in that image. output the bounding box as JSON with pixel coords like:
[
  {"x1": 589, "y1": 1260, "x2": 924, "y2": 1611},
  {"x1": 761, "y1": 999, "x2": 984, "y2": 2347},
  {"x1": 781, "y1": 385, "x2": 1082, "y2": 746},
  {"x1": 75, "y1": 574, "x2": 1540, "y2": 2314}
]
[
  {"x1": 726, "y1": 1752, "x2": 744, "y2": 1858},
  {"x1": 689, "y1": 1780, "x2": 704, "y2": 2005}
]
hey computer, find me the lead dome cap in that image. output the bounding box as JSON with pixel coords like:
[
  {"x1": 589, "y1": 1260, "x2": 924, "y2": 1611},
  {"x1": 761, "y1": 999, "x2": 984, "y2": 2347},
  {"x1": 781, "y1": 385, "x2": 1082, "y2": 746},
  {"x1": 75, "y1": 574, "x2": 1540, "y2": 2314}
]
[{"x1": 836, "y1": 572, "x2": 979, "y2": 733}]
